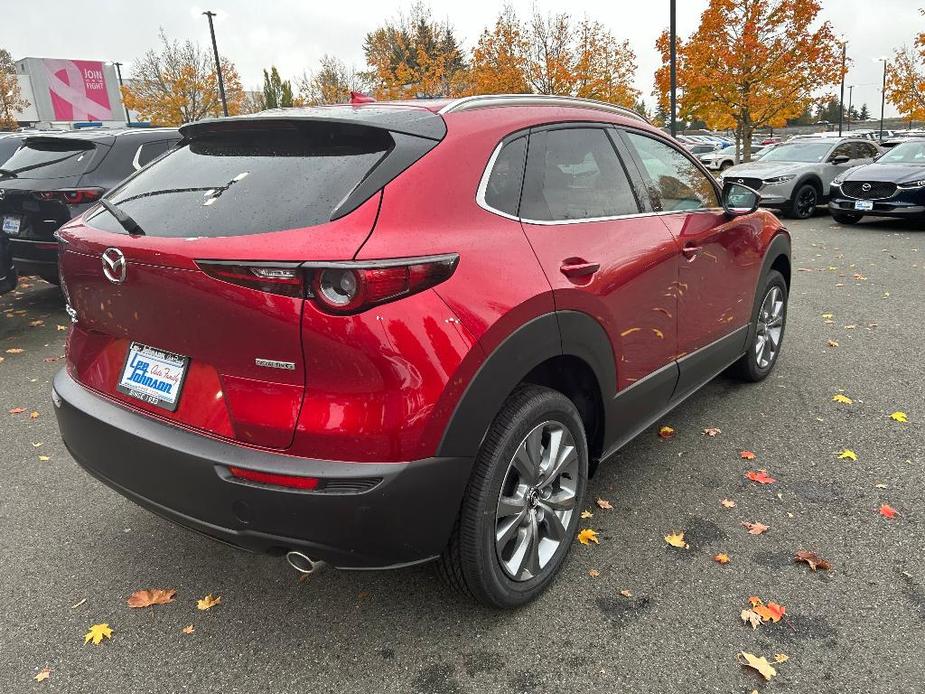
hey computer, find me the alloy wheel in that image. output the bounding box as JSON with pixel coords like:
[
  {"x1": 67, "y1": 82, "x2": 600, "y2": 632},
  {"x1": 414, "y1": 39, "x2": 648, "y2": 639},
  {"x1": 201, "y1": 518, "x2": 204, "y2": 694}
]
[
  {"x1": 754, "y1": 285, "x2": 785, "y2": 369},
  {"x1": 495, "y1": 421, "x2": 578, "y2": 581},
  {"x1": 795, "y1": 187, "x2": 817, "y2": 218}
]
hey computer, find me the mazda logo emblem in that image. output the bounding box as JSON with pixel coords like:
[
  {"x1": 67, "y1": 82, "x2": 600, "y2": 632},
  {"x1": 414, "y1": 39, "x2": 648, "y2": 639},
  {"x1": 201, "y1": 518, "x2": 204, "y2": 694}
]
[
  {"x1": 737, "y1": 179, "x2": 744, "y2": 184},
  {"x1": 102, "y1": 247, "x2": 127, "y2": 284},
  {"x1": 861, "y1": 183, "x2": 871, "y2": 192}
]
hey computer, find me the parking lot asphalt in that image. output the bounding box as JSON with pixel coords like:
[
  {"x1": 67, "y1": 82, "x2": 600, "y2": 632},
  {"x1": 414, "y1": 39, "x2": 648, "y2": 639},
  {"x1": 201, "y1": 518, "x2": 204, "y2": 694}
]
[{"x1": 1, "y1": 214, "x2": 923, "y2": 694}]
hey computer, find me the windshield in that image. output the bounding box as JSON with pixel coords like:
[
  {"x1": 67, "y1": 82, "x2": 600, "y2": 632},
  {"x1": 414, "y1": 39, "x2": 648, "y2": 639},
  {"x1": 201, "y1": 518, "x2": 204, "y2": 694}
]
[
  {"x1": 758, "y1": 142, "x2": 832, "y2": 163},
  {"x1": 0, "y1": 138, "x2": 99, "y2": 179},
  {"x1": 0, "y1": 138, "x2": 23, "y2": 166},
  {"x1": 877, "y1": 141, "x2": 925, "y2": 164}
]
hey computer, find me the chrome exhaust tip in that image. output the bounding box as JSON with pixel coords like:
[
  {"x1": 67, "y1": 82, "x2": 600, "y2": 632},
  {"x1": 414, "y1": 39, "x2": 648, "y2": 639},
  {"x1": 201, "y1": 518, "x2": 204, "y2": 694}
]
[{"x1": 285, "y1": 550, "x2": 327, "y2": 575}]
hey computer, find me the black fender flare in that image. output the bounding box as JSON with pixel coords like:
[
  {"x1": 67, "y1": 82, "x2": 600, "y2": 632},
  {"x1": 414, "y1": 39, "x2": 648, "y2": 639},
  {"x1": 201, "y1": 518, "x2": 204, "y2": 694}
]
[
  {"x1": 436, "y1": 311, "x2": 615, "y2": 459},
  {"x1": 792, "y1": 174, "x2": 825, "y2": 200},
  {"x1": 743, "y1": 232, "x2": 792, "y2": 349}
]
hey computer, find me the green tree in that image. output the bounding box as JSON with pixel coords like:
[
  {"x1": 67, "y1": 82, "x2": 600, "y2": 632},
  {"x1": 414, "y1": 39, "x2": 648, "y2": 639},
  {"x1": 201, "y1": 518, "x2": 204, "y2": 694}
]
[
  {"x1": 262, "y1": 66, "x2": 293, "y2": 109},
  {"x1": 858, "y1": 103, "x2": 870, "y2": 120},
  {"x1": 298, "y1": 55, "x2": 362, "y2": 105}
]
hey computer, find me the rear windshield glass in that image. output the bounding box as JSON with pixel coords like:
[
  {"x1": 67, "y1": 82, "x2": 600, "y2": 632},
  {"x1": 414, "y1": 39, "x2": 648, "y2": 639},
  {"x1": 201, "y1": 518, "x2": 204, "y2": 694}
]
[
  {"x1": 1, "y1": 139, "x2": 100, "y2": 179},
  {"x1": 87, "y1": 123, "x2": 393, "y2": 237},
  {"x1": 0, "y1": 138, "x2": 23, "y2": 166}
]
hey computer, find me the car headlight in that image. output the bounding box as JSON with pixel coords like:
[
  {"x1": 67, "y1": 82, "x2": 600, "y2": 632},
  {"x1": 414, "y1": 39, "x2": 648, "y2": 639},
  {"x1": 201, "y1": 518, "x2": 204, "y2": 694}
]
[
  {"x1": 831, "y1": 176, "x2": 844, "y2": 187},
  {"x1": 763, "y1": 174, "x2": 796, "y2": 185},
  {"x1": 897, "y1": 179, "x2": 925, "y2": 189}
]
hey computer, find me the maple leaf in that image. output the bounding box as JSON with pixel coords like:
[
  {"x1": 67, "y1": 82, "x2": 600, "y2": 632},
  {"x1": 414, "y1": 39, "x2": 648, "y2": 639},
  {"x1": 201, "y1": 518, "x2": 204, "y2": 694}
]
[
  {"x1": 588, "y1": 569, "x2": 600, "y2": 577},
  {"x1": 580, "y1": 510, "x2": 593, "y2": 519},
  {"x1": 739, "y1": 450, "x2": 756, "y2": 460},
  {"x1": 196, "y1": 594, "x2": 222, "y2": 610},
  {"x1": 742, "y1": 521, "x2": 770, "y2": 535},
  {"x1": 577, "y1": 528, "x2": 599, "y2": 545},
  {"x1": 774, "y1": 653, "x2": 789, "y2": 663},
  {"x1": 713, "y1": 553, "x2": 730, "y2": 564},
  {"x1": 34, "y1": 667, "x2": 50, "y2": 682},
  {"x1": 832, "y1": 393, "x2": 853, "y2": 405},
  {"x1": 837, "y1": 449, "x2": 858, "y2": 461},
  {"x1": 738, "y1": 652, "x2": 777, "y2": 681},
  {"x1": 757, "y1": 601, "x2": 786, "y2": 623},
  {"x1": 720, "y1": 498, "x2": 736, "y2": 508},
  {"x1": 664, "y1": 531, "x2": 688, "y2": 549},
  {"x1": 8, "y1": 407, "x2": 25, "y2": 415},
  {"x1": 890, "y1": 411, "x2": 908, "y2": 423},
  {"x1": 84, "y1": 623, "x2": 113, "y2": 645},
  {"x1": 745, "y1": 470, "x2": 775, "y2": 484},
  {"x1": 879, "y1": 504, "x2": 898, "y2": 520},
  {"x1": 794, "y1": 551, "x2": 831, "y2": 571},
  {"x1": 827, "y1": 339, "x2": 839, "y2": 348},
  {"x1": 658, "y1": 425, "x2": 675, "y2": 439},
  {"x1": 703, "y1": 427, "x2": 721, "y2": 437},
  {"x1": 127, "y1": 588, "x2": 176, "y2": 608},
  {"x1": 30, "y1": 411, "x2": 39, "y2": 419},
  {"x1": 182, "y1": 624, "x2": 195, "y2": 634},
  {"x1": 596, "y1": 497, "x2": 613, "y2": 510},
  {"x1": 741, "y1": 609, "x2": 762, "y2": 629}
]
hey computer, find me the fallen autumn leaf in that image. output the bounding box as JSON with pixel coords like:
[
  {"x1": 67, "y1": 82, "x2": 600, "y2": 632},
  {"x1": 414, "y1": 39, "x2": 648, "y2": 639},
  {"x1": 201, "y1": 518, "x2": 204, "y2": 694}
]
[
  {"x1": 658, "y1": 425, "x2": 675, "y2": 439},
  {"x1": 879, "y1": 504, "x2": 898, "y2": 520},
  {"x1": 721, "y1": 498, "x2": 736, "y2": 508},
  {"x1": 740, "y1": 450, "x2": 756, "y2": 460},
  {"x1": 196, "y1": 594, "x2": 222, "y2": 611},
  {"x1": 34, "y1": 668, "x2": 50, "y2": 683},
  {"x1": 127, "y1": 588, "x2": 176, "y2": 608},
  {"x1": 794, "y1": 550, "x2": 831, "y2": 571},
  {"x1": 664, "y1": 532, "x2": 688, "y2": 549},
  {"x1": 738, "y1": 651, "x2": 777, "y2": 681},
  {"x1": 595, "y1": 497, "x2": 613, "y2": 510},
  {"x1": 713, "y1": 553, "x2": 730, "y2": 564},
  {"x1": 742, "y1": 521, "x2": 770, "y2": 535},
  {"x1": 832, "y1": 393, "x2": 853, "y2": 405},
  {"x1": 837, "y1": 449, "x2": 858, "y2": 461},
  {"x1": 745, "y1": 470, "x2": 776, "y2": 484},
  {"x1": 889, "y1": 411, "x2": 908, "y2": 423},
  {"x1": 84, "y1": 623, "x2": 113, "y2": 645}
]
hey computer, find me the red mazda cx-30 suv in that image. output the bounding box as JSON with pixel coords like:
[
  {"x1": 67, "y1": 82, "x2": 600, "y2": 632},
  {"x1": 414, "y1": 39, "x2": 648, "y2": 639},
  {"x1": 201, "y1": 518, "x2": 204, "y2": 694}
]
[{"x1": 53, "y1": 95, "x2": 790, "y2": 607}]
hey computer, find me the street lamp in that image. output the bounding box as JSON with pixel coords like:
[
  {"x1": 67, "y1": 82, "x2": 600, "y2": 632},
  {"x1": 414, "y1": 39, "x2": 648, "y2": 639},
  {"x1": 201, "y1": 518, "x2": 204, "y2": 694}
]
[
  {"x1": 669, "y1": 0, "x2": 677, "y2": 138},
  {"x1": 111, "y1": 61, "x2": 131, "y2": 125},
  {"x1": 875, "y1": 57, "x2": 889, "y2": 141},
  {"x1": 203, "y1": 10, "x2": 229, "y2": 117},
  {"x1": 847, "y1": 85, "x2": 854, "y2": 131},
  {"x1": 837, "y1": 41, "x2": 846, "y2": 136}
]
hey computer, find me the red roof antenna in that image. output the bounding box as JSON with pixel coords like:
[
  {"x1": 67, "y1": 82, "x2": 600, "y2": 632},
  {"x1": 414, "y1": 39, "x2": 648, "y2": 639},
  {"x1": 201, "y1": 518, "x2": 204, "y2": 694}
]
[{"x1": 350, "y1": 91, "x2": 376, "y2": 105}]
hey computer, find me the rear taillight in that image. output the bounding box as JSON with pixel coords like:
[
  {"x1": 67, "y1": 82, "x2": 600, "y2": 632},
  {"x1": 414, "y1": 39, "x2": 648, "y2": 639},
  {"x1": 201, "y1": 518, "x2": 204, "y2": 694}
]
[
  {"x1": 34, "y1": 188, "x2": 104, "y2": 205},
  {"x1": 197, "y1": 254, "x2": 458, "y2": 314},
  {"x1": 227, "y1": 466, "x2": 319, "y2": 490}
]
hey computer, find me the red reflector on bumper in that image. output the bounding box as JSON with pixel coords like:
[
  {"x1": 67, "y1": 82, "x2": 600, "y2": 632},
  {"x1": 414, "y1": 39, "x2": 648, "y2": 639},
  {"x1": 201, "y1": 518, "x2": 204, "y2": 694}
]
[{"x1": 228, "y1": 466, "x2": 319, "y2": 490}]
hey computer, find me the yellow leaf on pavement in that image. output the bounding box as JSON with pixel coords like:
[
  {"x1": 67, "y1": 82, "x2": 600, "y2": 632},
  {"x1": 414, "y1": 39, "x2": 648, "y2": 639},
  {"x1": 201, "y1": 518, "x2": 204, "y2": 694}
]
[
  {"x1": 837, "y1": 449, "x2": 858, "y2": 461},
  {"x1": 196, "y1": 594, "x2": 222, "y2": 611},
  {"x1": 34, "y1": 667, "x2": 51, "y2": 682},
  {"x1": 580, "y1": 510, "x2": 593, "y2": 519},
  {"x1": 658, "y1": 425, "x2": 675, "y2": 439},
  {"x1": 890, "y1": 411, "x2": 908, "y2": 423},
  {"x1": 713, "y1": 553, "x2": 730, "y2": 564},
  {"x1": 737, "y1": 652, "x2": 777, "y2": 681},
  {"x1": 588, "y1": 569, "x2": 600, "y2": 577},
  {"x1": 774, "y1": 653, "x2": 789, "y2": 663},
  {"x1": 664, "y1": 532, "x2": 688, "y2": 549},
  {"x1": 84, "y1": 623, "x2": 113, "y2": 645},
  {"x1": 182, "y1": 624, "x2": 195, "y2": 634},
  {"x1": 720, "y1": 498, "x2": 736, "y2": 508},
  {"x1": 832, "y1": 393, "x2": 853, "y2": 405},
  {"x1": 577, "y1": 528, "x2": 599, "y2": 545}
]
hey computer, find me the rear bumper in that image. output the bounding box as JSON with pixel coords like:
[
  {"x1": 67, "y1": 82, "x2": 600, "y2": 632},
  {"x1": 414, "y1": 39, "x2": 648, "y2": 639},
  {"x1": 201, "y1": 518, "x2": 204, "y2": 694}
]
[
  {"x1": 10, "y1": 237, "x2": 59, "y2": 276},
  {"x1": 52, "y1": 369, "x2": 474, "y2": 568}
]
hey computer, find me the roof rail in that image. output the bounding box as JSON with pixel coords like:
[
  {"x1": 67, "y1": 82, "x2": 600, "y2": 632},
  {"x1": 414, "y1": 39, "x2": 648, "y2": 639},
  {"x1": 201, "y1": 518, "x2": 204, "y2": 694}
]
[{"x1": 439, "y1": 94, "x2": 650, "y2": 124}]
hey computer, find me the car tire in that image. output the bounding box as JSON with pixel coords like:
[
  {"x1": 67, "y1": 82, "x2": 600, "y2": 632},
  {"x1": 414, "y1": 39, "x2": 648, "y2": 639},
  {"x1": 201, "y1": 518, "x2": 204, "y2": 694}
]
[
  {"x1": 719, "y1": 161, "x2": 733, "y2": 172},
  {"x1": 728, "y1": 269, "x2": 788, "y2": 383},
  {"x1": 437, "y1": 384, "x2": 588, "y2": 608},
  {"x1": 787, "y1": 183, "x2": 819, "y2": 219},
  {"x1": 831, "y1": 212, "x2": 862, "y2": 225}
]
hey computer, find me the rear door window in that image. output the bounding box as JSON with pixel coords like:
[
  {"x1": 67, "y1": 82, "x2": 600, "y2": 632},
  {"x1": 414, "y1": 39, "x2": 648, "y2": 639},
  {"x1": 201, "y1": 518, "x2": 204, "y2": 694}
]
[
  {"x1": 0, "y1": 138, "x2": 100, "y2": 180},
  {"x1": 88, "y1": 123, "x2": 393, "y2": 237},
  {"x1": 520, "y1": 127, "x2": 639, "y2": 222}
]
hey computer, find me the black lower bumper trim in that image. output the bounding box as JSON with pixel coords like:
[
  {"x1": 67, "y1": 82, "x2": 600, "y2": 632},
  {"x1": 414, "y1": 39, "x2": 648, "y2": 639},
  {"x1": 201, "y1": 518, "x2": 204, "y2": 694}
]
[{"x1": 53, "y1": 370, "x2": 474, "y2": 568}]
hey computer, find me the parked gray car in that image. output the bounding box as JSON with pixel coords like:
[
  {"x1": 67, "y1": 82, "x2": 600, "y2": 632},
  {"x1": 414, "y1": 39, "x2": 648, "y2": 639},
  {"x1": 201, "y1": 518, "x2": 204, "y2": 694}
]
[{"x1": 720, "y1": 137, "x2": 880, "y2": 219}]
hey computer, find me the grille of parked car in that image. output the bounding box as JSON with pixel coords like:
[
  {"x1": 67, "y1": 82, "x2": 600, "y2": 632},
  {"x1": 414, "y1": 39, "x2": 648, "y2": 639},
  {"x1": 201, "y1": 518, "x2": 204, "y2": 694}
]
[
  {"x1": 728, "y1": 176, "x2": 764, "y2": 190},
  {"x1": 841, "y1": 181, "x2": 897, "y2": 200}
]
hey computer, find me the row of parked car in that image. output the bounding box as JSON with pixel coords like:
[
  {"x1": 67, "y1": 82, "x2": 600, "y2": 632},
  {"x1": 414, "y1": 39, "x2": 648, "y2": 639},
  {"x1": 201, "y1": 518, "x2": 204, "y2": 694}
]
[{"x1": 0, "y1": 127, "x2": 181, "y2": 294}]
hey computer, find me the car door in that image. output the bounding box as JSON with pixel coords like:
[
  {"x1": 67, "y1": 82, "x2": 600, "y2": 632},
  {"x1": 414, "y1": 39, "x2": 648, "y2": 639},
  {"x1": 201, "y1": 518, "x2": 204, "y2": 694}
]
[
  {"x1": 822, "y1": 142, "x2": 860, "y2": 193},
  {"x1": 619, "y1": 129, "x2": 761, "y2": 400},
  {"x1": 515, "y1": 124, "x2": 681, "y2": 433}
]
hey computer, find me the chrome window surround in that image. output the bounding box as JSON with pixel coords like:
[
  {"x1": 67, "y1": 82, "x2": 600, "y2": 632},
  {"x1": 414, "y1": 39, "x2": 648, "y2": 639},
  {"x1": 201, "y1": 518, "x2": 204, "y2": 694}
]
[{"x1": 440, "y1": 94, "x2": 650, "y2": 124}]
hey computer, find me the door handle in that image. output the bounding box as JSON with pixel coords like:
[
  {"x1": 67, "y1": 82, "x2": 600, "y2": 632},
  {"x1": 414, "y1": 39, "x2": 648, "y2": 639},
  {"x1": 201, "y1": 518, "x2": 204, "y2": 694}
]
[
  {"x1": 681, "y1": 244, "x2": 701, "y2": 260},
  {"x1": 560, "y1": 261, "x2": 600, "y2": 279}
]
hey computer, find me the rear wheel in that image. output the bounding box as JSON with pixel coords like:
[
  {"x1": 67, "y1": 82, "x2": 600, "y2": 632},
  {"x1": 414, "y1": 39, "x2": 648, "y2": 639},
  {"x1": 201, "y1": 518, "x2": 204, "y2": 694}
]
[
  {"x1": 438, "y1": 385, "x2": 588, "y2": 608},
  {"x1": 787, "y1": 183, "x2": 818, "y2": 219},
  {"x1": 719, "y1": 161, "x2": 733, "y2": 172},
  {"x1": 729, "y1": 270, "x2": 788, "y2": 382},
  {"x1": 832, "y1": 212, "x2": 862, "y2": 225}
]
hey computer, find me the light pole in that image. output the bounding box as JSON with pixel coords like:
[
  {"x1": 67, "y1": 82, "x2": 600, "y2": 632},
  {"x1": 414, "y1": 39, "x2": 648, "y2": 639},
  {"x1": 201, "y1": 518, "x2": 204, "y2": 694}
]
[
  {"x1": 669, "y1": 0, "x2": 677, "y2": 139},
  {"x1": 203, "y1": 10, "x2": 228, "y2": 117},
  {"x1": 837, "y1": 41, "x2": 846, "y2": 136},
  {"x1": 847, "y1": 85, "x2": 854, "y2": 131},
  {"x1": 876, "y1": 57, "x2": 888, "y2": 141},
  {"x1": 112, "y1": 61, "x2": 130, "y2": 125}
]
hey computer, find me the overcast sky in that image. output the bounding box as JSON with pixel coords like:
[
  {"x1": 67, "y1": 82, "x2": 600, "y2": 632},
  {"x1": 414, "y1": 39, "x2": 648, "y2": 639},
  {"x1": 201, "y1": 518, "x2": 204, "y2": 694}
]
[{"x1": 4, "y1": 0, "x2": 921, "y2": 118}]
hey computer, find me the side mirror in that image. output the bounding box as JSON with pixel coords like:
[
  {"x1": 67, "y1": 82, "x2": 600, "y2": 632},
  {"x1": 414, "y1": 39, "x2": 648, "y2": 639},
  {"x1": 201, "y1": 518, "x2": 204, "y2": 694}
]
[
  {"x1": 722, "y1": 181, "x2": 760, "y2": 217},
  {"x1": 830, "y1": 154, "x2": 850, "y2": 165}
]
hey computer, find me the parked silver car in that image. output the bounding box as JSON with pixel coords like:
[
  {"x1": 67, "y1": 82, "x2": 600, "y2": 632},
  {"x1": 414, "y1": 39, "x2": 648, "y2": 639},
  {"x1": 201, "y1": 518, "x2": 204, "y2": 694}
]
[
  {"x1": 699, "y1": 144, "x2": 769, "y2": 172},
  {"x1": 720, "y1": 137, "x2": 880, "y2": 219}
]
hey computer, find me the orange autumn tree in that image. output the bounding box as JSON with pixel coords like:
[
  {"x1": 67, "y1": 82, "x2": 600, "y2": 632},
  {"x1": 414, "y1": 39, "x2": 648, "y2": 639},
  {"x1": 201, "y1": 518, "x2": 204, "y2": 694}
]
[
  {"x1": 656, "y1": 0, "x2": 842, "y2": 160},
  {"x1": 886, "y1": 8, "x2": 925, "y2": 121},
  {"x1": 123, "y1": 30, "x2": 245, "y2": 125},
  {"x1": 362, "y1": 4, "x2": 468, "y2": 99},
  {"x1": 468, "y1": 6, "x2": 531, "y2": 94}
]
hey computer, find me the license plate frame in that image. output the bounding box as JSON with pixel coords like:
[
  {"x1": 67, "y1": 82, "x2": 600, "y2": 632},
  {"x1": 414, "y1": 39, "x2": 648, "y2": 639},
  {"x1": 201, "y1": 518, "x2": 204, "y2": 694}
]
[
  {"x1": 116, "y1": 342, "x2": 189, "y2": 412},
  {"x1": 854, "y1": 200, "x2": 874, "y2": 212},
  {"x1": 2, "y1": 215, "x2": 21, "y2": 235}
]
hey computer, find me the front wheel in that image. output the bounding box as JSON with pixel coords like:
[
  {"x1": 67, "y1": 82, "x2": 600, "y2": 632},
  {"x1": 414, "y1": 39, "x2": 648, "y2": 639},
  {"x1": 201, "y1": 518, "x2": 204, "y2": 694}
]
[
  {"x1": 832, "y1": 212, "x2": 862, "y2": 225},
  {"x1": 787, "y1": 183, "x2": 819, "y2": 219},
  {"x1": 729, "y1": 270, "x2": 788, "y2": 382},
  {"x1": 438, "y1": 385, "x2": 588, "y2": 608}
]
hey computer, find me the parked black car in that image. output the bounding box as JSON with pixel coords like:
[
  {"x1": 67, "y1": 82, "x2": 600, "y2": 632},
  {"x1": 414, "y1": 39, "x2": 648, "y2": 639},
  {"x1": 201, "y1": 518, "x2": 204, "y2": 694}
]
[
  {"x1": 0, "y1": 128, "x2": 180, "y2": 284},
  {"x1": 0, "y1": 134, "x2": 28, "y2": 294},
  {"x1": 829, "y1": 140, "x2": 925, "y2": 224}
]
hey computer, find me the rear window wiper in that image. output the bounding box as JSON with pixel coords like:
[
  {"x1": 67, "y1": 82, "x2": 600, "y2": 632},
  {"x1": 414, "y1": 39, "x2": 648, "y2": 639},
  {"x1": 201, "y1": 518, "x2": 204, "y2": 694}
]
[
  {"x1": 99, "y1": 198, "x2": 145, "y2": 236},
  {"x1": 0, "y1": 168, "x2": 16, "y2": 179}
]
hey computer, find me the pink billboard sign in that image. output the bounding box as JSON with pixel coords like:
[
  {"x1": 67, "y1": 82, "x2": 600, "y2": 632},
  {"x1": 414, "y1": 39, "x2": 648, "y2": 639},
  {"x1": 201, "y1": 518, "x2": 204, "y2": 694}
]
[{"x1": 41, "y1": 59, "x2": 113, "y2": 121}]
